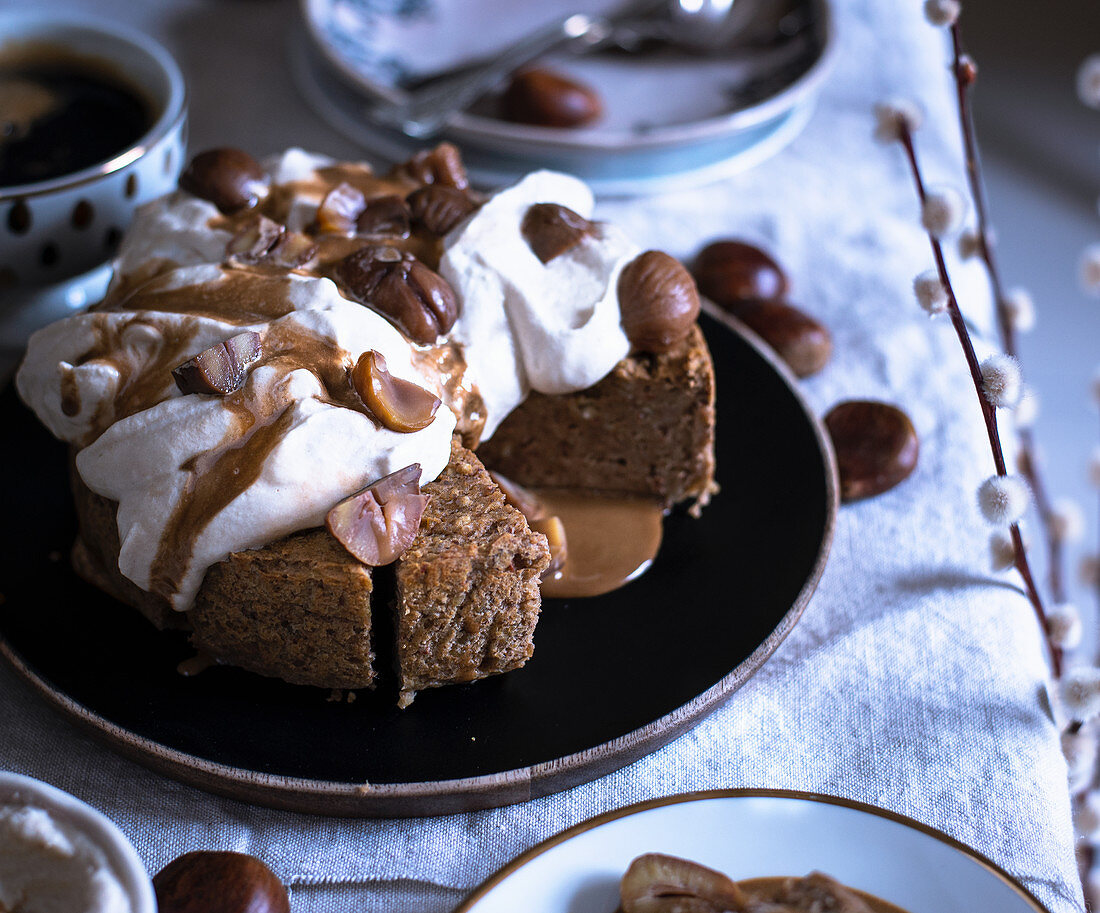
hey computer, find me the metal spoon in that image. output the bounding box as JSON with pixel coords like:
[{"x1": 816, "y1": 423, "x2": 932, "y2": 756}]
[{"x1": 368, "y1": 0, "x2": 777, "y2": 139}]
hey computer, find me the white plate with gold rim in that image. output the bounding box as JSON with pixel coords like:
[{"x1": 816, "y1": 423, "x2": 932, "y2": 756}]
[{"x1": 454, "y1": 790, "x2": 1051, "y2": 913}]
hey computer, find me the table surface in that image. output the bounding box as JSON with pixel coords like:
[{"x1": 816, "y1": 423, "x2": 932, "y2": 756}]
[{"x1": 0, "y1": 1, "x2": 1090, "y2": 911}]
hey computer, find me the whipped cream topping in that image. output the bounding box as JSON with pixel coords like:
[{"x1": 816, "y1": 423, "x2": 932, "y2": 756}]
[
  {"x1": 19, "y1": 266, "x2": 455, "y2": 610},
  {"x1": 441, "y1": 171, "x2": 635, "y2": 437},
  {"x1": 17, "y1": 150, "x2": 638, "y2": 611},
  {"x1": 0, "y1": 805, "x2": 130, "y2": 913}
]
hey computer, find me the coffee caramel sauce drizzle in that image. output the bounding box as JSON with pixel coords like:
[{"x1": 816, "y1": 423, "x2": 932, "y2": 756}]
[
  {"x1": 410, "y1": 341, "x2": 486, "y2": 447},
  {"x1": 142, "y1": 316, "x2": 377, "y2": 600},
  {"x1": 149, "y1": 392, "x2": 297, "y2": 601},
  {"x1": 536, "y1": 490, "x2": 664, "y2": 600},
  {"x1": 64, "y1": 315, "x2": 205, "y2": 443}
]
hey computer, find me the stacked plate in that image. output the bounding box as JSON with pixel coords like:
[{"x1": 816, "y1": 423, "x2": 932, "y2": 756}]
[{"x1": 291, "y1": 0, "x2": 836, "y2": 195}]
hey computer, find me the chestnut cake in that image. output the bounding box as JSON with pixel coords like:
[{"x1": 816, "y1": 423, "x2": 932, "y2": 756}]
[{"x1": 17, "y1": 143, "x2": 716, "y2": 706}]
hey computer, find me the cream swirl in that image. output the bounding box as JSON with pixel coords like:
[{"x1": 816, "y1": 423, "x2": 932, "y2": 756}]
[
  {"x1": 17, "y1": 151, "x2": 640, "y2": 611},
  {"x1": 441, "y1": 170, "x2": 635, "y2": 438}
]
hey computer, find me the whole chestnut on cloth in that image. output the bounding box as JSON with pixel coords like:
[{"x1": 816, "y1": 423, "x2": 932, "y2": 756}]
[
  {"x1": 693, "y1": 239, "x2": 789, "y2": 306},
  {"x1": 692, "y1": 238, "x2": 832, "y2": 378},
  {"x1": 825, "y1": 400, "x2": 920, "y2": 502},
  {"x1": 153, "y1": 850, "x2": 290, "y2": 913},
  {"x1": 726, "y1": 299, "x2": 832, "y2": 379}
]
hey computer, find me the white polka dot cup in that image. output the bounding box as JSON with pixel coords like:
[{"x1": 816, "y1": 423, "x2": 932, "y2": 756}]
[{"x1": 0, "y1": 14, "x2": 186, "y2": 333}]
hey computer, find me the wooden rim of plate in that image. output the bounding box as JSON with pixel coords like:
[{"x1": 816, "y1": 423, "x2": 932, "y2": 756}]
[
  {"x1": 452, "y1": 788, "x2": 1053, "y2": 913},
  {"x1": 1, "y1": 316, "x2": 838, "y2": 817}
]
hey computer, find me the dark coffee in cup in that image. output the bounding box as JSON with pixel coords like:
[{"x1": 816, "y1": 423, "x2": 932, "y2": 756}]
[{"x1": 0, "y1": 48, "x2": 153, "y2": 188}]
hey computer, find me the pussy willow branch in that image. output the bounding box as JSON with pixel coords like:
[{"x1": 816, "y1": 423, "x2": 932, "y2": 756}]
[
  {"x1": 948, "y1": 23, "x2": 1067, "y2": 604},
  {"x1": 897, "y1": 125, "x2": 1062, "y2": 679}
]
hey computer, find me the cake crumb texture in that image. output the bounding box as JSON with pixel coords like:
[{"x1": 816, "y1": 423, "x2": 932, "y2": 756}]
[
  {"x1": 191, "y1": 529, "x2": 376, "y2": 690},
  {"x1": 395, "y1": 438, "x2": 550, "y2": 704},
  {"x1": 476, "y1": 324, "x2": 717, "y2": 506}
]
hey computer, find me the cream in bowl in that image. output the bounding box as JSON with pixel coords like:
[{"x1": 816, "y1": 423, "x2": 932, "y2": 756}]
[{"x1": 0, "y1": 771, "x2": 154, "y2": 913}]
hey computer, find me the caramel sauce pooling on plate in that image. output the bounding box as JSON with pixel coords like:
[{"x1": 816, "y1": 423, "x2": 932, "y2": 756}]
[{"x1": 536, "y1": 491, "x2": 664, "y2": 599}]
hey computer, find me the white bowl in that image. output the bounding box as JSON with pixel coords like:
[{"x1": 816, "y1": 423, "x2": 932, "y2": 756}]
[
  {"x1": 0, "y1": 14, "x2": 187, "y2": 344},
  {"x1": 0, "y1": 770, "x2": 156, "y2": 913}
]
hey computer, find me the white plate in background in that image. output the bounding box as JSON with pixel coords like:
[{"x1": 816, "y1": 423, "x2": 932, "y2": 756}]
[{"x1": 292, "y1": 0, "x2": 835, "y2": 194}]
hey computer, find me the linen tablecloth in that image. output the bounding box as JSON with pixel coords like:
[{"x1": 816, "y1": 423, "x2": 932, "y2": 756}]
[{"x1": 0, "y1": 0, "x2": 1083, "y2": 910}]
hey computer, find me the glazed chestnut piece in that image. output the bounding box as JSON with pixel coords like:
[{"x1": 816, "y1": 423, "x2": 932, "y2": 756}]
[
  {"x1": 179, "y1": 148, "x2": 268, "y2": 214},
  {"x1": 350, "y1": 349, "x2": 441, "y2": 433},
  {"x1": 358, "y1": 194, "x2": 412, "y2": 236},
  {"x1": 693, "y1": 239, "x2": 789, "y2": 307},
  {"x1": 334, "y1": 246, "x2": 458, "y2": 344},
  {"x1": 173, "y1": 331, "x2": 263, "y2": 396},
  {"x1": 618, "y1": 250, "x2": 701, "y2": 354},
  {"x1": 407, "y1": 185, "x2": 476, "y2": 236},
  {"x1": 824, "y1": 400, "x2": 919, "y2": 502},
  {"x1": 521, "y1": 203, "x2": 595, "y2": 263},
  {"x1": 726, "y1": 299, "x2": 831, "y2": 379},
  {"x1": 326, "y1": 464, "x2": 430, "y2": 566},
  {"x1": 620, "y1": 853, "x2": 746, "y2": 913},
  {"x1": 500, "y1": 68, "x2": 602, "y2": 128},
  {"x1": 153, "y1": 850, "x2": 290, "y2": 913},
  {"x1": 225, "y1": 215, "x2": 284, "y2": 264},
  {"x1": 314, "y1": 182, "x2": 366, "y2": 235},
  {"x1": 391, "y1": 142, "x2": 469, "y2": 190}
]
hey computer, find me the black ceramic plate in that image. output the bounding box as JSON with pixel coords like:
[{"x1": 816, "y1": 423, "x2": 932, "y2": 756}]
[{"x1": 0, "y1": 313, "x2": 836, "y2": 817}]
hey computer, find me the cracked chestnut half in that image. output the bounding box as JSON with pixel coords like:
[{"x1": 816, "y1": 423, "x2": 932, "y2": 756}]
[
  {"x1": 391, "y1": 142, "x2": 469, "y2": 190},
  {"x1": 172, "y1": 331, "x2": 263, "y2": 396},
  {"x1": 618, "y1": 250, "x2": 701, "y2": 354},
  {"x1": 407, "y1": 185, "x2": 477, "y2": 236},
  {"x1": 326, "y1": 464, "x2": 430, "y2": 566},
  {"x1": 334, "y1": 247, "x2": 458, "y2": 344}
]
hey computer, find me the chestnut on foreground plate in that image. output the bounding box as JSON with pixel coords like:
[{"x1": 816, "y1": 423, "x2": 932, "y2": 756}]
[
  {"x1": 0, "y1": 315, "x2": 835, "y2": 816},
  {"x1": 455, "y1": 790, "x2": 1050, "y2": 913}
]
